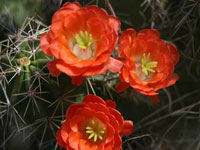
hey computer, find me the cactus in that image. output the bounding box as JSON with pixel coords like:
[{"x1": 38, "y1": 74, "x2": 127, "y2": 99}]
[
  {"x1": 0, "y1": 16, "x2": 81, "y2": 150},
  {"x1": 0, "y1": 0, "x2": 200, "y2": 150}
]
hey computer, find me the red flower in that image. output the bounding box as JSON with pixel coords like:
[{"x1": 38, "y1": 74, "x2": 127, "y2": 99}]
[
  {"x1": 56, "y1": 95, "x2": 133, "y2": 150},
  {"x1": 116, "y1": 29, "x2": 179, "y2": 102},
  {"x1": 40, "y1": 2, "x2": 122, "y2": 85}
]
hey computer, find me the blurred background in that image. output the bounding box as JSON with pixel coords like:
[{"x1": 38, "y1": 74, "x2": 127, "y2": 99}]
[{"x1": 0, "y1": 0, "x2": 200, "y2": 150}]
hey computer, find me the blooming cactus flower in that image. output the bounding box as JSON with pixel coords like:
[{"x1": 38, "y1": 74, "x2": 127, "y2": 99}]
[
  {"x1": 40, "y1": 2, "x2": 122, "y2": 85},
  {"x1": 116, "y1": 29, "x2": 179, "y2": 102},
  {"x1": 56, "y1": 95, "x2": 133, "y2": 150}
]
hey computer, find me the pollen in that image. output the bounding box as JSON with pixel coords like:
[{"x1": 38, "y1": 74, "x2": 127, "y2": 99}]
[
  {"x1": 75, "y1": 31, "x2": 92, "y2": 50},
  {"x1": 141, "y1": 53, "x2": 158, "y2": 75},
  {"x1": 85, "y1": 120, "x2": 106, "y2": 142}
]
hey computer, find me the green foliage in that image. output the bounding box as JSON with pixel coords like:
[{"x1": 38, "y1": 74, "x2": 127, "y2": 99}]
[{"x1": 0, "y1": 0, "x2": 42, "y2": 27}]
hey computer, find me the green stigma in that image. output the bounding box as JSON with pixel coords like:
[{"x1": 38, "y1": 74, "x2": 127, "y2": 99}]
[
  {"x1": 85, "y1": 120, "x2": 105, "y2": 142},
  {"x1": 75, "y1": 31, "x2": 92, "y2": 49},
  {"x1": 141, "y1": 53, "x2": 158, "y2": 75}
]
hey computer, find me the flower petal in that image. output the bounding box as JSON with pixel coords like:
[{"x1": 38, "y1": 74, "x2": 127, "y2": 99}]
[
  {"x1": 40, "y1": 33, "x2": 53, "y2": 56},
  {"x1": 62, "y1": 2, "x2": 81, "y2": 10},
  {"x1": 105, "y1": 100, "x2": 116, "y2": 108},
  {"x1": 149, "y1": 95, "x2": 160, "y2": 103},
  {"x1": 64, "y1": 12, "x2": 85, "y2": 34},
  {"x1": 107, "y1": 57, "x2": 123, "y2": 73},
  {"x1": 68, "y1": 131, "x2": 82, "y2": 149},
  {"x1": 116, "y1": 82, "x2": 130, "y2": 92},
  {"x1": 137, "y1": 29, "x2": 160, "y2": 40},
  {"x1": 82, "y1": 64, "x2": 108, "y2": 76},
  {"x1": 48, "y1": 60, "x2": 62, "y2": 77},
  {"x1": 119, "y1": 120, "x2": 134, "y2": 136},
  {"x1": 79, "y1": 139, "x2": 98, "y2": 150},
  {"x1": 83, "y1": 95, "x2": 106, "y2": 105},
  {"x1": 109, "y1": 108, "x2": 123, "y2": 130},
  {"x1": 55, "y1": 60, "x2": 87, "y2": 76},
  {"x1": 72, "y1": 76, "x2": 84, "y2": 86},
  {"x1": 56, "y1": 128, "x2": 67, "y2": 148},
  {"x1": 66, "y1": 103, "x2": 86, "y2": 120}
]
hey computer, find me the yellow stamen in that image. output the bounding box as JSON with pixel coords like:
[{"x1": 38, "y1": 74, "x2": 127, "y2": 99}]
[
  {"x1": 85, "y1": 120, "x2": 105, "y2": 142},
  {"x1": 141, "y1": 53, "x2": 158, "y2": 75},
  {"x1": 75, "y1": 31, "x2": 92, "y2": 49}
]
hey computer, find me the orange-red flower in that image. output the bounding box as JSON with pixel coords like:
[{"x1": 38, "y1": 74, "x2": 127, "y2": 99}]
[
  {"x1": 56, "y1": 95, "x2": 133, "y2": 150},
  {"x1": 116, "y1": 29, "x2": 179, "y2": 102},
  {"x1": 40, "y1": 2, "x2": 122, "y2": 85}
]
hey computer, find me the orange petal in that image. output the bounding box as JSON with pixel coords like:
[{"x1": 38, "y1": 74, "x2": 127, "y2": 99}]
[
  {"x1": 70, "y1": 114, "x2": 86, "y2": 132},
  {"x1": 87, "y1": 5, "x2": 108, "y2": 20},
  {"x1": 107, "y1": 57, "x2": 123, "y2": 73},
  {"x1": 48, "y1": 60, "x2": 62, "y2": 77},
  {"x1": 131, "y1": 38, "x2": 147, "y2": 58},
  {"x1": 108, "y1": 15, "x2": 121, "y2": 33},
  {"x1": 62, "y1": 1, "x2": 82, "y2": 10},
  {"x1": 60, "y1": 122, "x2": 70, "y2": 143},
  {"x1": 72, "y1": 76, "x2": 84, "y2": 86},
  {"x1": 105, "y1": 100, "x2": 116, "y2": 108},
  {"x1": 52, "y1": 4, "x2": 77, "y2": 23},
  {"x1": 167, "y1": 43, "x2": 179, "y2": 65},
  {"x1": 108, "y1": 114, "x2": 120, "y2": 132},
  {"x1": 40, "y1": 33, "x2": 53, "y2": 56},
  {"x1": 83, "y1": 95, "x2": 106, "y2": 105},
  {"x1": 78, "y1": 6, "x2": 98, "y2": 21},
  {"x1": 135, "y1": 88, "x2": 158, "y2": 96},
  {"x1": 119, "y1": 29, "x2": 136, "y2": 44},
  {"x1": 68, "y1": 131, "x2": 81, "y2": 150},
  {"x1": 94, "y1": 38, "x2": 109, "y2": 59},
  {"x1": 92, "y1": 53, "x2": 110, "y2": 67},
  {"x1": 109, "y1": 108, "x2": 123, "y2": 130},
  {"x1": 113, "y1": 133, "x2": 122, "y2": 149},
  {"x1": 64, "y1": 12, "x2": 85, "y2": 34},
  {"x1": 50, "y1": 20, "x2": 65, "y2": 38},
  {"x1": 87, "y1": 18, "x2": 108, "y2": 40},
  {"x1": 119, "y1": 120, "x2": 134, "y2": 136},
  {"x1": 56, "y1": 128, "x2": 67, "y2": 148},
  {"x1": 116, "y1": 82, "x2": 130, "y2": 92},
  {"x1": 66, "y1": 103, "x2": 86, "y2": 120},
  {"x1": 83, "y1": 64, "x2": 108, "y2": 76},
  {"x1": 118, "y1": 28, "x2": 136, "y2": 58},
  {"x1": 121, "y1": 66, "x2": 130, "y2": 83},
  {"x1": 149, "y1": 95, "x2": 160, "y2": 103},
  {"x1": 79, "y1": 139, "x2": 98, "y2": 150},
  {"x1": 104, "y1": 140, "x2": 114, "y2": 150},
  {"x1": 73, "y1": 107, "x2": 96, "y2": 120},
  {"x1": 137, "y1": 29, "x2": 160, "y2": 40},
  {"x1": 87, "y1": 103, "x2": 109, "y2": 114},
  {"x1": 152, "y1": 73, "x2": 179, "y2": 91},
  {"x1": 104, "y1": 123, "x2": 115, "y2": 143},
  {"x1": 50, "y1": 35, "x2": 78, "y2": 64},
  {"x1": 55, "y1": 60, "x2": 87, "y2": 76}
]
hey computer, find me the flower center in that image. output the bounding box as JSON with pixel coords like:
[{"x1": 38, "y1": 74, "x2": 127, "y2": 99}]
[
  {"x1": 71, "y1": 31, "x2": 95, "y2": 60},
  {"x1": 75, "y1": 31, "x2": 92, "y2": 50},
  {"x1": 141, "y1": 53, "x2": 157, "y2": 76},
  {"x1": 85, "y1": 120, "x2": 106, "y2": 142}
]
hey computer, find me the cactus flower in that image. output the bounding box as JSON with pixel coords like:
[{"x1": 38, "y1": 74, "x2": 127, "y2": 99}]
[
  {"x1": 56, "y1": 95, "x2": 134, "y2": 150},
  {"x1": 40, "y1": 2, "x2": 122, "y2": 85},
  {"x1": 116, "y1": 29, "x2": 179, "y2": 102}
]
